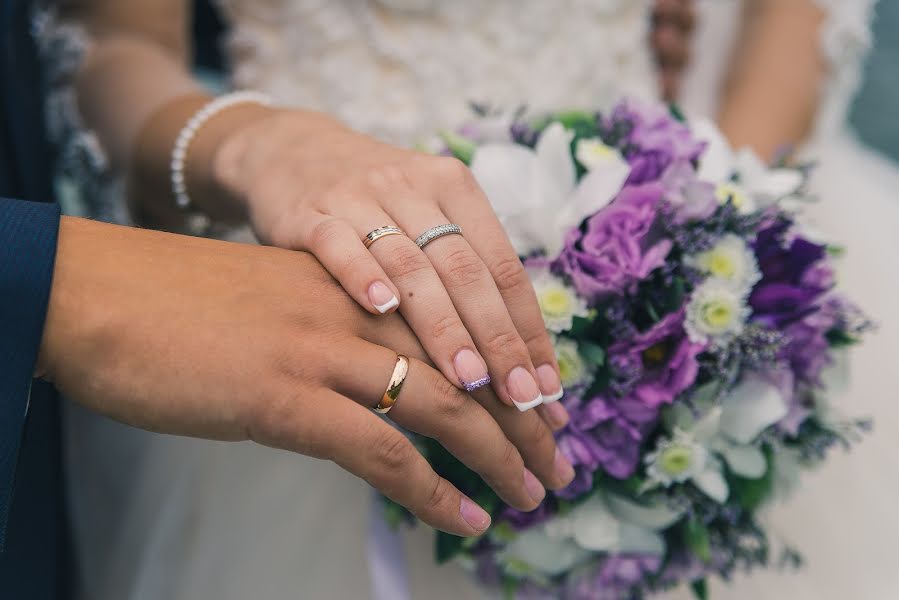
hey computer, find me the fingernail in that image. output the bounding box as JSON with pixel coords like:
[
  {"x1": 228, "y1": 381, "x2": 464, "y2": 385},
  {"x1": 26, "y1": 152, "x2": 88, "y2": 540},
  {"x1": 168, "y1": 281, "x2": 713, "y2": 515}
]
[
  {"x1": 369, "y1": 281, "x2": 399, "y2": 314},
  {"x1": 523, "y1": 469, "x2": 546, "y2": 505},
  {"x1": 506, "y1": 367, "x2": 543, "y2": 412},
  {"x1": 543, "y1": 401, "x2": 570, "y2": 429},
  {"x1": 536, "y1": 364, "x2": 564, "y2": 403},
  {"x1": 554, "y1": 448, "x2": 576, "y2": 486},
  {"x1": 459, "y1": 497, "x2": 491, "y2": 532},
  {"x1": 453, "y1": 348, "x2": 491, "y2": 392}
]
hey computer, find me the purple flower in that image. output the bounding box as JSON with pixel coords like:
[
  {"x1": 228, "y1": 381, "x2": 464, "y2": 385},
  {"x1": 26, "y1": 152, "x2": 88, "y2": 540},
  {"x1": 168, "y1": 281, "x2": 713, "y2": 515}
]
[
  {"x1": 750, "y1": 222, "x2": 832, "y2": 327},
  {"x1": 566, "y1": 555, "x2": 662, "y2": 600},
  {"x1": 555, "y1": 183, "x2": 673, "y2": 302},
  {"x1": 609, "y1": 308, "x2": 706, "y2": 409},
  {"x1": 499, "y1": 498, "x2": 558, "y2": 531},
  {"x1": 606, "y1": 100, "x2": 706, "y2": 184},
  {"x1": 660, "y1": 160, "x2": 718, "y2": 223}
]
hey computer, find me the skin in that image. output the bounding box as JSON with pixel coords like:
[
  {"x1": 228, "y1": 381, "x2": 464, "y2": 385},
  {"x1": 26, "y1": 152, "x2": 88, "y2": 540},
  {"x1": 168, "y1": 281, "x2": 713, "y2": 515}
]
[{"x1": 37, "y1": 217, "x2": 576, "y2": 537}]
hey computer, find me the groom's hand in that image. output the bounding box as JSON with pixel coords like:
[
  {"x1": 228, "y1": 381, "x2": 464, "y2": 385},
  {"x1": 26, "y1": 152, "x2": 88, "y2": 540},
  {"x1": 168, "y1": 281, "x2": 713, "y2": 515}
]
[{"x1": 36, "y1": 218, "x2": 574, "y2": 536}]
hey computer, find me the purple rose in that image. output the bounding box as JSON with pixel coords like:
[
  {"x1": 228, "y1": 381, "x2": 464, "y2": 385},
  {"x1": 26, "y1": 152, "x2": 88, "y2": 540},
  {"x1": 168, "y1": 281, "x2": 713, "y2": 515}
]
[
  {"x1": 606, "y1": 100, "x2": 706, "y2": 184},
  {"x1": 610, "y1": 308, "x2": 706, "y2": 409},
  {"x1": 555, "y1": 183, "x2": 673, "y2": 302}
]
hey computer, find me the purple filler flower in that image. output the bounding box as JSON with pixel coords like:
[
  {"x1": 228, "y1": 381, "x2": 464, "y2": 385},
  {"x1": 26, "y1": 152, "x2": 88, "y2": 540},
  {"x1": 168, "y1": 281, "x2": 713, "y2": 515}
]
[
  {"x1": 555, "y1": 183, "x2": 673, "y2": 302},
  {"x1": 566, "y1": 555, "x2": 662, "y2": 600}
]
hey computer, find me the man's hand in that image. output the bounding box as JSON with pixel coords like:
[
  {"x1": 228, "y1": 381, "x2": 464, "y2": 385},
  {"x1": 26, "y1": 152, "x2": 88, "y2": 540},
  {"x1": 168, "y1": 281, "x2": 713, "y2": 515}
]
[{"x1": 37, "y1": 218, "x2": 574, "y2": 536}]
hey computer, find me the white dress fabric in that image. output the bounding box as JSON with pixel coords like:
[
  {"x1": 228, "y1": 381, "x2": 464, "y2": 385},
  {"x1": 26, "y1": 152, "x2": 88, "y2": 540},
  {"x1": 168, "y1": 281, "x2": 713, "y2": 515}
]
[{"x1": 59, "y1": 1, "x2": 899, "y2": 599}]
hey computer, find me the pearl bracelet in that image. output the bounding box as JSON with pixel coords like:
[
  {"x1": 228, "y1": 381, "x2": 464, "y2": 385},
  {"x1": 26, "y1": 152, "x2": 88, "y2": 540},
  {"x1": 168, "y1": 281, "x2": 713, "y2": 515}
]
[{"x1": 170, "y1": 90, "x2": 273, "y2": 216}]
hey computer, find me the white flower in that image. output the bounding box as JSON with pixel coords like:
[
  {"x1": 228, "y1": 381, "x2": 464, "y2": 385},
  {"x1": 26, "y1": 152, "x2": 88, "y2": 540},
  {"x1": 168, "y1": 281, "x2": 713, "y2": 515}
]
[
  {"x1": 554, "y1": 337, "x2": 591, "y2": 389},
  {"x1": 575, "y1": 137, "x2": 622, "y2": 171},
  {"x1": 685, "y1": 279, "x2": 750, "y2": 345},
  {"x1": 471, "y1": 122, "x2": 631, "y2": 256},
  {"x1": 644, "y1": 429, "x2": 727, "y2": 502},
  {"x1": 686, "y1": 234, "x2": 761, "y2": 294},
  {"x1": 691, "y1": 118, "x2": 804, "y2": 211},
  {"x1": 499, "y1": 492, "x2": 681, "y2": 576},
  {"x1": 528, "y1": 267, "x2": 589, "y2": 333}
]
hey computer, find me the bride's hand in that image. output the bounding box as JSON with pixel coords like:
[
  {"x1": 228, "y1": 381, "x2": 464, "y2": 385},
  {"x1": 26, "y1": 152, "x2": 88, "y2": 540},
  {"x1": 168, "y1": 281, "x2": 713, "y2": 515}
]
[
  {"x1": 213, "y1": 110, "x2": 566, "y2": 417},
  {"x1": 39, "y1": 218, "x2": 575, "y2": 537}
]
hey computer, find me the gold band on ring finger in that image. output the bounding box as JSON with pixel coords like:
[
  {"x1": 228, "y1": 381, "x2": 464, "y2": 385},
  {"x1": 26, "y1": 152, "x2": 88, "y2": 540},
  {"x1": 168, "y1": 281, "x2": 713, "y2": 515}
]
[
  {"x1": 364, "y1": 226, "x2": 405, "y2": 249},
  {"x1": 373, "y1": 355, "x2": 409, "y2": 414}
]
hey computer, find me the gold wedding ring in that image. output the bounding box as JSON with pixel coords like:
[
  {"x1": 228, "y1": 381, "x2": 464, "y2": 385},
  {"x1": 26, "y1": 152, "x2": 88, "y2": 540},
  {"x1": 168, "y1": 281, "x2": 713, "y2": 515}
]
[
  {"x1": 364, "y1": 226, "x2": 405, "y2": 249},
  {"x1": 373, "y1": 355, "x2": 409, "y2": 414}
]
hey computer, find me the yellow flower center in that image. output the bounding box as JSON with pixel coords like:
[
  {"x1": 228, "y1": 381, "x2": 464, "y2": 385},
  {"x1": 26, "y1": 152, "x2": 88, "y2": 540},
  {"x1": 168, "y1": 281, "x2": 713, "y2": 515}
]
[
  {"x1": 539, "y1": 288, "x2": 572, "y2": 317},
  {"x1": 586, "y1": 143, "x2": 616, "y2": 161},
  {"x1": 706, "y1": 252, "x2": 737, "y2": 279},
  {"x1": 716, "y1": 183, "x2": 748, "y2": 209},
  {"x1": 702, "y1": 300, "x2": 735, "y2": 329},
  {"x1": 659, "y1": 446, "x2": 694, "y2": 476}
]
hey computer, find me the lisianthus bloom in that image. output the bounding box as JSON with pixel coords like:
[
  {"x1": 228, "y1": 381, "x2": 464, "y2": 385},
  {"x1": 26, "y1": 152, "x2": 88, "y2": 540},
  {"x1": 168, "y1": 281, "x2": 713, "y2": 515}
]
[
  {"x1": 750, "y1": 221, "x2": 831, "y2": 328},
  {"x1": 605, "y1": 99, "x2": 706, "y2": 185},
  {"x1": 609, "y1": 308, "x2": 706, "y2": 409},
  {"x1": 659, "y1": 160, "x2": 718, "y2": 223},
  {"x1": 555, "y1": 183, "x2": 673, "y2": 301},
  {"x1": 566, "y1": 555, "x2": 662, "y2": 600}
]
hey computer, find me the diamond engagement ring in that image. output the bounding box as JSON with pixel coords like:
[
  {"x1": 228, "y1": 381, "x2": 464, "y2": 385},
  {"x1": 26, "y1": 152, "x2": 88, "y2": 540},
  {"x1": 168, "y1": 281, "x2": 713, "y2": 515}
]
[
  {"x1": 364, "y1": 226, "x2": 405, "y2": 249},
  {"x1": 414, "y1": 224, "x2": 462, "y2": 249}
]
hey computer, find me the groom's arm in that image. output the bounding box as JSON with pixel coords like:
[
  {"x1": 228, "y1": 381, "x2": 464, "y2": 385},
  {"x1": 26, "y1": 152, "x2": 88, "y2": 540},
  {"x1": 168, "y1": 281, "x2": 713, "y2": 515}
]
[{"x1": 0, "y1": 197, "x2": 61, "y2": 543}]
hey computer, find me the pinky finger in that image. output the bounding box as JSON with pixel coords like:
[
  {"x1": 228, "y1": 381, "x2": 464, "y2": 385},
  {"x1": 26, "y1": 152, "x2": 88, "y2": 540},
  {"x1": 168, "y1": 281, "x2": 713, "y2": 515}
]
[{"x1": 301, "y1": 213, "x2": 401, "y2": 315}]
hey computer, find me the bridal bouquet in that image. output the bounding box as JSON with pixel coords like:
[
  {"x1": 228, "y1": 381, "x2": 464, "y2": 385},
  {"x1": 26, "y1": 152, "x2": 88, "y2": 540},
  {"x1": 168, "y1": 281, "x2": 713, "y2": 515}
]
[{"x1": 389, "y1": 100, "x2": 871, "y2": 599}]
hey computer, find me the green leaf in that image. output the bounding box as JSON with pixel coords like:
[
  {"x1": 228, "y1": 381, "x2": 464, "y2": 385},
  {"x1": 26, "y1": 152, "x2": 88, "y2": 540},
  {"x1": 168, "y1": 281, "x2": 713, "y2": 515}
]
[
  {"x1": 502, "y1": 576, "x2": 521, "y2": 600},
  {"x1": 435, "y1": 531, "x2": 467, "y2": 564},
  {"x1": 690, "y1": 579, "x2": 709, "y2": 600},
  {"x1": 685, "y1": 518, "x2": 712, "y2": 564},
  {"x1": 826, "y1": 328, "x2": 860, "y2": 348},
  {"x1": 438, "y1": 130, "x2": 477, "y2": 164},
  {"x1": 490, "y1": 521, "x2": 519, "y2": 544},
  {"x1": 730, "y1": 445, "x2": 774, "y2": 511},
  {"x1": 383, "y1": 498, "x2": 411, "y2": 529},
  {"x1": 580, "y1": 342, "x2": 606, "y2": 366}
]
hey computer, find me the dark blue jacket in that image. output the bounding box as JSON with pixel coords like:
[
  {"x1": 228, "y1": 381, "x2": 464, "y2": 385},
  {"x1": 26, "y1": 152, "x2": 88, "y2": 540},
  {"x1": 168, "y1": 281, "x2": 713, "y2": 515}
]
[{"x1": 0, "y1": 0, "x2": 70, "y2": 597}]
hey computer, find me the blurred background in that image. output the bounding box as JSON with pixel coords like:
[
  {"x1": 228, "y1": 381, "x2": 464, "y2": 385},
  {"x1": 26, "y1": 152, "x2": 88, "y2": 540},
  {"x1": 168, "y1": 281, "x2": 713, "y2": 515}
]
[{"x1": 849, "y1": 0, "x2": 899, "y2": 163}]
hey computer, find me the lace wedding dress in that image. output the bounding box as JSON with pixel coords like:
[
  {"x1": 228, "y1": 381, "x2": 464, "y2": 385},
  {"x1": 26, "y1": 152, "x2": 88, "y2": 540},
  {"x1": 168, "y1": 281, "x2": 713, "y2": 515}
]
[{"x1": 48, "y1": 1, "x2": 899, "y2": 599}]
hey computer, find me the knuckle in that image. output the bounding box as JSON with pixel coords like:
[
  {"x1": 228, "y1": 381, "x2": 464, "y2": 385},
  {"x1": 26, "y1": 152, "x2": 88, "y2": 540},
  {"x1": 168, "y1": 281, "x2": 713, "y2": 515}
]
[
  {"x1": 429, "y1": 314, "x2": 463, "y2": 343},
  {"x1": 371, "y1": 431, "x2": 416, "y2": 477},
  {"x1": 442, "y1": 247, "x2": 488, "y2": 289},
  {"x1": 490, "y1": 255, "x2": 530, "y2": 295},
  {"x1": 524, "y1": 414, "x2": 554, "y2": 458},
  {"x1": 484, "y1": 329, "x2": 526, "y2": 359},
  {"x1": 364, "y1": 163, "x2": 416, "y2": 195},
  {"x1": 432, "y1": 377, "x2": 469, "y2": 421},
  {"x1": 431, "y1": 157, "x2": 478, "y2": 192},
  {"x1": 306, "y1": 217, "x2": 347, "y2": 250},
  {"x1": 423, "y1": 476, "x2": 453, "y2": 513},
  {"x1": 381, "y1": 245, "x2": 431, "y2": 281},
  {"x1": 500, "y1": 439, "x2": 521, "y2": 471}
]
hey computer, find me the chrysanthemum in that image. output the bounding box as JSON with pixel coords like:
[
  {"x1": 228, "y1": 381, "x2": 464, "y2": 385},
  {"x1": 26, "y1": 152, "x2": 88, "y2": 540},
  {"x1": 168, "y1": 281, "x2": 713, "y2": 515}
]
[
  {"x1": 686, "y1": 233, "x2": 761, "y2": 294},
  {"x1": 685, "y1": 279, "x2": 750, "y2": 345},
  {"x1": 714, "y1": 182, "x2": 756, "y2": 215},
  {"x1": 554, "y1": 337, "x2": 591, "y2": 389},
  {"x1": 529, "y1": 268, "x2": 589, "y2": 333},
  {"x1": 645, "y1": 429, "x2": 709, "y2": 486}
]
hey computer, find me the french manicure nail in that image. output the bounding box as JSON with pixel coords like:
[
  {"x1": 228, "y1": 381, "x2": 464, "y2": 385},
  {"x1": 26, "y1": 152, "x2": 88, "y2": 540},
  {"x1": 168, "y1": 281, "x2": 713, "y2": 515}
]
[
  {"x1": 453, "y1": 348, "x2": 491, "y2": 392},
  {"x1": 369, "y1": 281, "x2": 399, "y2": 314},
  {"x1": 543, "y1": 401, "x2": 570, "y2": 429},
  {"x1": 506, "y1": 367, "x2": 543, "y2": 411},
  {"x1": 536, "y1": 364, "x2": 564, "y2": 403},
  {"x1": 554, "y1": 448, "x2": 576, "y2": 486},
  {"x1": 523, "y1": 469, "x2": 546, "y2": 505},
  {"x1": 460, "y1": 497, "x2": 491, "y2": 532}
]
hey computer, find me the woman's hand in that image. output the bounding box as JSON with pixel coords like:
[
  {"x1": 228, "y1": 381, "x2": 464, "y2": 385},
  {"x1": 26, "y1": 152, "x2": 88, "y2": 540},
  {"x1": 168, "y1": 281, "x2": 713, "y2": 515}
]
[
  {"x1": 212, "y1": 110, "x2": 566, "y2": 418},
  {"x1": 39, "y1": 218, "x2": 575, "y2": 537}
]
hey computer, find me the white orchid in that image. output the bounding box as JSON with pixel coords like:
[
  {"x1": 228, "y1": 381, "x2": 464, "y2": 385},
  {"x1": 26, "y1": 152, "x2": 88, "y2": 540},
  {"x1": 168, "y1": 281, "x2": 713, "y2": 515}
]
[
  {"x1": 498, "y1": 492, "x2": 682, "y2": 576},
  {"x1": 471, "y1": 122, "x2": 631, "y2": 256},
  {"x1": 645, "y1": 375, "x2": 789, "y2": 503},
  {"x1": 691, "y1": 118, "x2": 804, "y2": 213}
]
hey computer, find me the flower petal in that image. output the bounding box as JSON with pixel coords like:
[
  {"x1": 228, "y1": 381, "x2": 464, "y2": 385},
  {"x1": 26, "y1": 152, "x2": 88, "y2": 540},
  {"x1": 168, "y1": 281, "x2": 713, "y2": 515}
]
[
  {"x1": 500, "y1": 527, "x2": 592, "y2": 576},
  {"x1": 569, "y1": 495, "x2": 621, "y2": 551},
  {"x1": 693, "y1": 466, "x2": 729, "y2": 503},
  {"x1": 692, "y1": 118, "x2": 734, "y2": 183},
  {"x1": 718, "y1": 442, "x2": 767, "y2": 479},
  {"x1": 616, "y1": 524, "x2": 667, "y2": 556},
  {"x1": 719, "y1": 374, "x2": 789, "y2": 444},
  {"x1": 605, "y1": 493, "x2": 684, "y2": 530},
  {"x1": 535, "y1": 122, "x2": 577, "y2": 202}
]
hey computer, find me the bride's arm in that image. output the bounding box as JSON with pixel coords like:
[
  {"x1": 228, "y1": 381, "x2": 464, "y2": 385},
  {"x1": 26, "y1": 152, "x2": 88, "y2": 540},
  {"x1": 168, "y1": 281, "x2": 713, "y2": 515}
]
[{"x1": 716, "y1": 0, "x2": 826, "y2": 160}]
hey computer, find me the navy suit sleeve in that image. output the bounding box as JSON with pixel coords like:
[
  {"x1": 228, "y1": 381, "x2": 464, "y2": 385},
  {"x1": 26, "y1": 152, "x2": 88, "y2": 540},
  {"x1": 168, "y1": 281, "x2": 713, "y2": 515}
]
[{"x1": 0, "y1": 197, "x2": 60, "y2": 545}]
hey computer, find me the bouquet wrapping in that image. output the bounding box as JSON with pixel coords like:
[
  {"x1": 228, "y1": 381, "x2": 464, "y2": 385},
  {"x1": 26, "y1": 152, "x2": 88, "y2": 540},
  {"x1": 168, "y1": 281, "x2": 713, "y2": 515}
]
[{"x1": 386, "y1": 100, "x2": 871, "y2": 600}]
